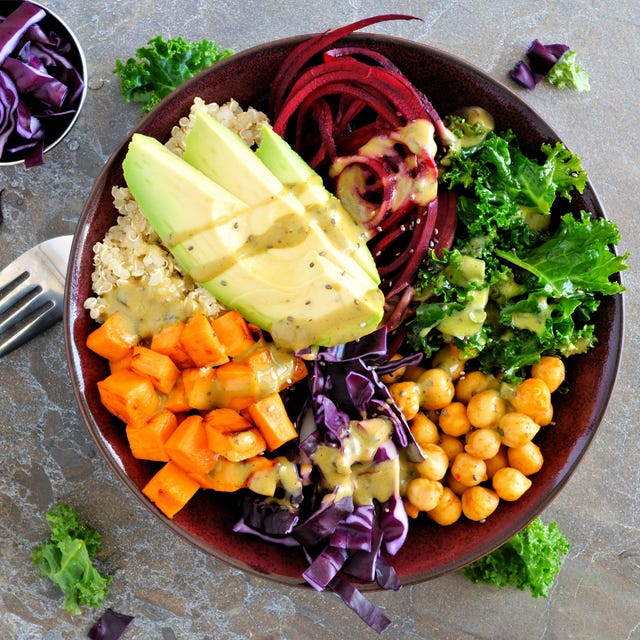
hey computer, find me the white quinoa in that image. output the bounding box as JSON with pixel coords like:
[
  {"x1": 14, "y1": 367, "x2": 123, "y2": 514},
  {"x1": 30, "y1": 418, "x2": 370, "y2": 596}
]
[{"x1": 84, "y1": 98, "x2": 269, "y2": 325}]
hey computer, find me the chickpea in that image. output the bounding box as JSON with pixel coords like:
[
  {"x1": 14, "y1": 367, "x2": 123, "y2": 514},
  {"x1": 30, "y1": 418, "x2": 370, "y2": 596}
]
[
  {"x1": 427, "y1": 487, "x2": 462, "y2": 525},
  {"x1": 450, "y1": 452, "x2": 487, "y2": 487},
  {"x1": 415, "y1": 443, "x2": 450, "y2": 481},
  {"x1": 417, "y1": 368, "x2": 455, "y2": 411},
  {"x1": 380, "y1": 354, "x2": 407, "y2": 384},
  {"x1": 389, "y1": 381, "x2": 421, "y2": 420},
  {"x1": 439, "y1": 401, "x2": 472, "y2": 437},
  {"x1": 403, "y1": 365, "x2": 427, "y2": 382},
  {"x1": 485, "y1": 445, "x2": 509, "y2": 479},
  {"x1": 508, "y1": 441, "x2": 544, "y2": 476},
  {"x1": 464, "y1": 427, "x2": 502, "y2": 460},
  {"x1": 403, "y1": 497, "x2": 420, "y2": 519},
  {"x1": 431, "y1": 343, "x2": 467, "y2": 381},
  {"x1": 445, "y1": 469, "x2": 469, "y2": 496},
  {"x1": 492, "y1": 466, "x2": 532, "y2": 501},
  {"x1": 406, "y1": 477, "x2": 444, "y2": 512},
  {"x1": 498, "y1": 411, "x2": 540, "y2": 448},
  {"x1": 461, "y1": 486, "x2": 500, "y2": 521},
  {"x1": 438, "y1": 433, "x2": 465, "y2": 462},
  {"x1": 510, "y1": 377, "x2": 553, "y2": 426},
  {"x1": 410, "y1": 412, "x2": 439, "y2": 446},
  {"x1": 455, "y1": 370, "x2": 492, "y2": 404},
  {"x1": 466, "y1": 388, "x2": 507, "y2": 429},
  {"x1": 531, "y1": 356, "x2": 565, "y2": 393}
]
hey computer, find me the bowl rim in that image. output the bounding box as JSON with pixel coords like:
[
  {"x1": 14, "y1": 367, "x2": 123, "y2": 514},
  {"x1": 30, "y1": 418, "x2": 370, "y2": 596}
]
[
  {"x1": 64, "y1": 31, "x2": 625, "y2": 587},
  {"x1": 0, "y1": 0, "x2": 88, "y2": 166}
]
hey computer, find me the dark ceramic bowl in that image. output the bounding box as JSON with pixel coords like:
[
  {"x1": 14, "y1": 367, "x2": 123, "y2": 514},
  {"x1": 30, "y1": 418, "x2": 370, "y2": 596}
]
[
  {"x1": 0, "y1": 0, "x2": 87, "y2": 165},
  {"x1": 64, "y1": 33, "x2": 624, "y2": 587}
]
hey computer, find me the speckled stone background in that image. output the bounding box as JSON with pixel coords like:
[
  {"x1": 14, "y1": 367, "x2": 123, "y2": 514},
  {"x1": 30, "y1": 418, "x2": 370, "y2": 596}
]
[{"x1": 0, "y1": 1, "x2": 638, "y2": 639}]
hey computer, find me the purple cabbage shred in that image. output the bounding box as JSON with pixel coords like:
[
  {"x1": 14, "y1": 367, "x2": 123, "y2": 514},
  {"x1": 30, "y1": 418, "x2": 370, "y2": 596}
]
[
  {"x1": 0, "y1": 1, "x2": 85, "y2": 165},
  {"x1": 234, "y1": 328, "x2": 422, "y2": 633},
  {"x1": 87, "y1": 608, "x2": 134, "y2": 640}
]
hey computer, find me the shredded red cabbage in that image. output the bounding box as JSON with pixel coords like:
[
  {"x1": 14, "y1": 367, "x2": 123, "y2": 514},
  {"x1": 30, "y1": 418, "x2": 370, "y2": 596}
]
[
  {"x1": 87, "y1": 608, "x2": 134, "y2": 640},
  {"x1": 0, "y1": 1, "x2": 85, "y2": 166},
  {"x1": 509, "y1": 39, "x2": 570, "y2": 90},
  {"x1": 234, "y1": 328, "x2": 423, "y2": 632}
]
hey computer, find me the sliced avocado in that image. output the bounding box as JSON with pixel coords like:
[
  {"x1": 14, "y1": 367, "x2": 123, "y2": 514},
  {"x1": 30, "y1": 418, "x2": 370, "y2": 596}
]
[
  {"x1": 121, "y1": 123, "x2": 385, "y2": 353},
  {"x1": 256, "y1": 124, "x2": 379, "y2": 283},
  {"x1": 122, "y1": 133, "x2": 246, "y2": 245},
  {"x1": 183, "y1": 110, "x2": 304, "y2": 213}
]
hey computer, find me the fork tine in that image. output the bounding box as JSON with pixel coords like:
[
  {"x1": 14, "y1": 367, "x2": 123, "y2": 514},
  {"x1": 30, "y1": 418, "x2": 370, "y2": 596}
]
[
  {"x1": 0, "y1": 302, "x2": 62, "y2": 358},
  {"x1": 0, "y1": 286, "x2": 49, "y2": 334},
  {"x1": 0, "y1": 274, "x2": 38, "y2": 314}
]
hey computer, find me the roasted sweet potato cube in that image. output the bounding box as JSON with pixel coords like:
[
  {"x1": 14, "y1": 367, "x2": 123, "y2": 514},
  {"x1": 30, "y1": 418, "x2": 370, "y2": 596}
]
[
  {"x1": 211, "y1": 310, "x2": 256, "y2": 357},
  {"x1": 126, "y1": 408, "x2": 178, "y2": 462},
  {"x1": 142, "y1": 460, "x2": 200, "y2": 519},
  {"x1": 180, "y1": 313, "x2": 229, "y2": 367},
  {"x1": 86, "y1": 311, "x2": 137, "y2": 361},
  {"x1": 131, "y1": 345, "x2": 180, "y2": 395},
  {"x1": 150, "y1": 321, "x2": 195, "y2": 369},
  {"x1": 205, "y1": 424, "x2": 266, "y2": 461},
  {"x1": 164, "y1": 414, "x2": 218, "y2": 475},
  {"x1": 97, "y1": 369, "x2": 159, "y2": 425},
  {"x1": 247, "y1": 392, "x2": 297, "y2": 451}
]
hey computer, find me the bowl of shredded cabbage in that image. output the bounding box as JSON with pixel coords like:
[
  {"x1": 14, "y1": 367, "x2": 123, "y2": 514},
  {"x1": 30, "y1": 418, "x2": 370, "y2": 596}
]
[
  {"x1": 65, "y1": 15, "x2": 625, "y2": 633},
  {"x1": 0, "y1": 0, "x2": 87, "y2": 167}
]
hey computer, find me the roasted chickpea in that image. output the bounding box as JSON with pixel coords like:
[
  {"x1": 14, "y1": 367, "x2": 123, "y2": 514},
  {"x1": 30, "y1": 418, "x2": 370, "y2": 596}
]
[
  {"x1": 445, "y1": 469, "x2": 469, "y2": 496},
  {"x1": 492, "y1": 466, "x2": 532, "y2": 501},
  {"x1": 498, "y1": 411, "x2": 540, "y2": 447},
  {"x1": 531, "y1": 356, "x2": 565, "y2": 393},
  {"x1": 415, "y1": 443, "x2": 449, "y2": 481},
  {"x1": 406, "y1": 477, "x2": 444, "y2": 512},
  {"x1": 510, "y1": 377, "x2": 553, "y2": 426},
  {"x1": 485, "y1": 445, "x2": 509, "y2": 479},
  {"x1": 427, "y1": 486, "x2": 462, "y2": 525},
  {"x1": 439, "y1": 401, "x2": 472, "y2": 437},
  {"x1": 464, "y1": 427, "x2": 502, "y2": 460},
  {"x1": 403, "y1": 496, "x2": 420, "y2": 519},
  {"x1": 455, "y1": 370, "x2": 492, "y2": 404},
  {"x1": 388, "y1": 381, "x2": 421, "y2": 420},
  {"x1": 431, "y1": 343, "x2": 467, "y2": 381},
  {"x1": 380, "y1": 354, "x2": 407, "y2": 384},
  {"x1": 438, "y1": 433, "x2": 465, "y2": 462},
  {"x1": 466, "y1": 388, "x2": 507, "y2": 429},
  {"x1": 461, "y1": 486, "x2": 499, "y2": 521},
  {"x1": 417, "y1": 368, "x2": 455, "y2": 411},
  {"x1": 410, "y1": 412, "x2": 439, "y2": 446},
  {"x1": 507, "y1": 441, "x2": 544, "y2": 476},
  {"x1": 450, "y1": 452, "x2": 487, "y2": 487},
  {"x1": 403, "y1": 365, "x2": 427, "y2": 382}
]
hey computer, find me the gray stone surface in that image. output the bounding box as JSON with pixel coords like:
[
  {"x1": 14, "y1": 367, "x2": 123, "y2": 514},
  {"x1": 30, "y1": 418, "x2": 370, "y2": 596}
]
[{"x1": 0, "y1": 1, "x2": 638, "y2": 638}]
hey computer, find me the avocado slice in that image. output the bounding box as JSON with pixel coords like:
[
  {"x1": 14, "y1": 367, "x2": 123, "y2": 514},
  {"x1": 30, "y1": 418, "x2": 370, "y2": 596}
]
[
  {"x1": 122, "y1": 133, "x2": 246, "y2": 245},
  {"x1": 256, "y1": 124, "x2": 379, "y2": 283},
  {"x1": 122, "y1": 126, "x2": 385, "y2": 352}
]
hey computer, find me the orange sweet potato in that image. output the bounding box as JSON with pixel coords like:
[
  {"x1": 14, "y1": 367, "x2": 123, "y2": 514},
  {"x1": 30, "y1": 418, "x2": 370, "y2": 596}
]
[
  {"x1": 205, "y1": 424, "x2": 267, "y2": 462},
  {"x1": 162, "y1": 373, "x2": 191, "y2": 413},
  {"x1": 204, "y1": 407, "x2": 252, "y2": 433},
  {"x1": 97, "y1": 369, "x2": 159, "y2": 425},
  {"x1": 247, "y1": 392, "x2": 298, "y2": 451},
  {"x1": 130, "y1": 345, "x2": 180, "y2": 395},
  {"x1": 180, "y1": 313, "x2": 229, "y2": 367},
  {"x1": 126, "y1": 408, "x2": 178, "y2": 462},
  {"x1": 142, "y1": 460, "x2": 200, "y2": 519},
  {"x1": 193, "y1": 455, "x2": 275, "y2": 492},
  {"x1": 86, "y1": 311, "x2": 137, "y2": 361},
  {"x1": 182, "y1": 366, "x2": 217, "y2": 411},
  {"x1": 164, "y1": 414, "x2": 218, "y2": 475},
  {"x1": 150, "y1": 321, "x2": 195, "y2": 369},
  {"x1": 211, "y1": 310, "x2": 256, "y2": 358}
]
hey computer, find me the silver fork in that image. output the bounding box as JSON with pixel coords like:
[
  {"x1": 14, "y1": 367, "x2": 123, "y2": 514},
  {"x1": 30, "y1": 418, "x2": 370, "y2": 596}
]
[{"x1": 0, "y1": 235, "x2": 73, "y2": 358}]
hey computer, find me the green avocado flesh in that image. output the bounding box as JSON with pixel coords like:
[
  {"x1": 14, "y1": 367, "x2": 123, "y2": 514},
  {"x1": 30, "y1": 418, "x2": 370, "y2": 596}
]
[{"x1": 121, "y1": 114, "x2": 384, "y2": 352}]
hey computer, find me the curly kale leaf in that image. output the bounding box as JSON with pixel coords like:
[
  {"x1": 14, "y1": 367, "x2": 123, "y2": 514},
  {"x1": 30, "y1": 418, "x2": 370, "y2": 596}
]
[
  {"x1": 114, "y1": 36, "x2": 234, "y2": 113},
  {"x1": 463, "y1": 518, "x2": 571, "y2": 598},
  {"x1": 32, "y1": 504, "x2": 112, "y2": 615},
  {"x1": 440, "y1": 130, "x2": 587, "y2": 248}
]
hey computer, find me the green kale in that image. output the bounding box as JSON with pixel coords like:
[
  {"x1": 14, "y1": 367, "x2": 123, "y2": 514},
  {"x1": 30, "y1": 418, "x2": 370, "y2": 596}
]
[
  {"x1": 408, "y1": 123, "x2": 627, "y2": 380},
  {"x1": 32, "y1": 504, "x2": 112, "y2": 615},
  {"x1": 463, "y1": 517, "x2": 571, "y2": 597},
  {"x1": 114, "y1": 35, "x2": 234, "y2": 113},
  {"x1": 547, "y1": 50, "x2": 591, "y2": 92}
]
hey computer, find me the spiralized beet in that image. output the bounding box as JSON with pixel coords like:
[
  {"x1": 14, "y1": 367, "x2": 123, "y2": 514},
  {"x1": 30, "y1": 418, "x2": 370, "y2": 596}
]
[{"x1": 269, "y1": 14, "x2": 457, "y2": 318}]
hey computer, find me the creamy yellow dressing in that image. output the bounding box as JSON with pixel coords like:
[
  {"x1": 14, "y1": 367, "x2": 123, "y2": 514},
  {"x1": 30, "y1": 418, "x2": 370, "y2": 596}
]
[{"x1": 312, "y1": 417, "x2": 402, "y2": 505}]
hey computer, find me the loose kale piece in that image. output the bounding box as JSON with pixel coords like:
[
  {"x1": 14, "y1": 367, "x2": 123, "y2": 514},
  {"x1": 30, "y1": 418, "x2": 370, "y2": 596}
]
[
  {"x1": 114, "y1": 36, "x2": 234, "y2": 113},
  {"x1": 32, "y1": 504, "x2": 112, "y2": 615}
]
